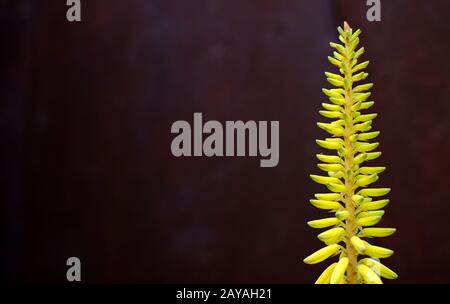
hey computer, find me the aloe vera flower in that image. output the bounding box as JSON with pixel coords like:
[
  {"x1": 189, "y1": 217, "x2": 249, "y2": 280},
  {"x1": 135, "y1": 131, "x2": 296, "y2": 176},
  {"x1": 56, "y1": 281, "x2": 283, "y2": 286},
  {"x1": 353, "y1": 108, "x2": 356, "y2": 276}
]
[{"x1": 304, "y1": 22, "x2": 397, "y2": 284}]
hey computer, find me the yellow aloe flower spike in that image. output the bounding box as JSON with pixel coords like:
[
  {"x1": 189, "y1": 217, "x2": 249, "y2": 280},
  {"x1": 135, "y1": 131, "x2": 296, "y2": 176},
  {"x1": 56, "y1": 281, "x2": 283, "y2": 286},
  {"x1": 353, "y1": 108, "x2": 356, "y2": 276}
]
[{"x1": 305, "y1": 22, "x2": 397, "y2": 284}]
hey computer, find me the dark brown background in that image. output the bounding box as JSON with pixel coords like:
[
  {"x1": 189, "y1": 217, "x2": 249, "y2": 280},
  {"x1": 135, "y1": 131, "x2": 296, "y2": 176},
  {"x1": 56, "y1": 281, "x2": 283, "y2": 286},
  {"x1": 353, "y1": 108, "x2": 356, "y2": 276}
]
[{"x1": 1, "y1": 0, "x2": 450, "y2": 283}]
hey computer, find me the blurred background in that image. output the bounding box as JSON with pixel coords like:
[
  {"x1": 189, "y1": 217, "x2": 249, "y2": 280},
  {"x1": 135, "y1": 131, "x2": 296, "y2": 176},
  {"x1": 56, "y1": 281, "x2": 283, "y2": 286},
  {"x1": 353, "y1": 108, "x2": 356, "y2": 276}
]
[{"x1": 1, "y1": 0, "x2": 450, "y2": 283}]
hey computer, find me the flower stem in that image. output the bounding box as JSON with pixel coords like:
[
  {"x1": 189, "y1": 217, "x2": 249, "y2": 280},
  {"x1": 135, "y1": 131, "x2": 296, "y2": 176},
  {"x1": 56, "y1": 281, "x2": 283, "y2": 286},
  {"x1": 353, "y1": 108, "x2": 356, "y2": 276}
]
[{"x1": 342, "y1": 21, "x2": 358, "y2": 284}]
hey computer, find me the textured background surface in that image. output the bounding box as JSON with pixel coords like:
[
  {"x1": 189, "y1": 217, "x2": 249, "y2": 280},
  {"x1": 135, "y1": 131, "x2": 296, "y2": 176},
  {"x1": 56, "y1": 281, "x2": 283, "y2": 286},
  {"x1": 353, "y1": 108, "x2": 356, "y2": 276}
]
[{"x1": 2, "y1": 0, "x2": 450, "y2": 283}]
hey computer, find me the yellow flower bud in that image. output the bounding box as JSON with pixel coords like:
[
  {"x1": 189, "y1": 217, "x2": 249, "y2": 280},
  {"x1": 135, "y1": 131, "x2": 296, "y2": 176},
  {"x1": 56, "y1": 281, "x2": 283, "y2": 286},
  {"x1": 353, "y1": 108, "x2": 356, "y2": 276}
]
[{"x1": 304, "y1": 244, "x2": 341, "y2": 264}]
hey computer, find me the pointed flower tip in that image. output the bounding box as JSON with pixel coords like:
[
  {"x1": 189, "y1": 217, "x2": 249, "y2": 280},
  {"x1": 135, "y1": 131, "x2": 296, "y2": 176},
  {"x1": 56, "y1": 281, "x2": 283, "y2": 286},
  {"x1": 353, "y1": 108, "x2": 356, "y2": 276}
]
[{"x1": 344, "y1": 21, "x2": 351, "y2": 32}]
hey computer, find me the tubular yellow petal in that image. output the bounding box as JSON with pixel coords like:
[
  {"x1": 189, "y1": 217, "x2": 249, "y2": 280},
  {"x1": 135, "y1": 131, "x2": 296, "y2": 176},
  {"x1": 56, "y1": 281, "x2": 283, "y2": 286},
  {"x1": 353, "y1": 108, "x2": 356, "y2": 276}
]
[
  {"x1": 353, "y1": 92, "x2": 371, "y2": 103},
  {"x1": 349, "y1": 36, "x2": 360, "y2": 51},
  {"x1": 351, "y1": 29, "x2": 362, "y2": 40},
  {"x1": 328, "y1": 56, "x2": 342, "y2": 68},
  {"x1": 325, "y1": 72, "x2": 343, "y2": 81},
  {"x1": 315, "y1": 263, "x2": 337, "y2": 284},
  {"x1": 315, "y1": 193, "x2": 341, "y2": 201},
  {"x1": 352, "y1": 194, "x2": 365, "y2": 204},
  {"x1": 352, "y1": 72, "x2": 369, "y2": 82},
  {"x1": 354, "y1": 120, "x2": 372, "y2": 132},
  {"x1": 357, "y1": 210, "x2": 385, "y2": 218},
  {"x1": 352, "y1": 101, "x2": 374, "y2": 111},
  {"x1": 362, "y1": 197, "x2": 373, "y2": 203},
  {"x1": 322, "y1": 103, "x2": 343, "y2": 111},
  {"x1": 353, "y1": 83, "x2": 373, "y2": 93},
  {"x1": 327, "y1": 78, "x2": 344, "y2": 87},
  {"x1": 351, "y1": 102, "x2": 362, "y2": 111},
  {"x1": 330, "y1": 42, "x2": 346, "y2": 55},
  {"x1": 304, "y1": 244, "x2": 341, "y2": 264},
  {"x1": 356, "y1": 215, "x2": 382, "y2": 226},
  {"x1": 355, "y1": 142, "x2": 379, "y2": 153},
  {"x1": 324, "y1": 137, "x2": 344, "y2": 143},
  {"x1": 322, "y1": 103, "x2": 344, "y2": 112},
  {"x1": 322, "y1": 88, "x2": 343, "y2": 99},
  {"x1": 358, "y1": 131, "x2": 380, "y2": 141},
  {"x1": 335, "y1": 210, "x2": 349, "y2": 220},
  {"x1": 364, "y1": 245, "x2": 394, "y2": 258},
  {"x1": 352, "y1": 61, "x2": 370, "y2": 73},
  {"x1": 358, "y1": 166, "x2": 385, "y2": 174},
  {"x1": 318, "y1": 227, "x2": 345, "y2": 245},
  {"x1": 318, "y1": 163, "x2": 344, "y2": 172},
  {"x1": 365, "y1": 152, "x2": 382, "y2": 160},
  {"x1": 319, "y1": 110, "x2": 343, "y2": 119},
  {"x1": 310, "y1": 199, "x2": 342, "y2": 210},
  {"x1": 354, "y1": 46, "x2": 365, "y2": 59},
  {"x1": 356, "y1": 174, "x2": 379, "y2": 187},
  {"x1": 326, "y1": 183, "x2": 346, "y2": 193},
  {"x1": 351, "y1": 236, "x2": 366, "y2": 253},
  {"x1": 310, "y1": 175, "x2": 342, "y2": 185},
  {"x1": 358, "y1": 188, "x2": 391, "y2": 197},
  {"x1": 316, "y1": 154, "x2": 342, "y2": 164},
  {"x1": 353, "y1": 153, "x2": 367, "y2": 165},
  {"x1": 361, "y1": 228, "x2": 396, "y2": 237},
  {"x1": 332, "y1": 120, "x2": 345, "y2": 128},
  {"x1": 358, "y1": 199, "x2": 390, "y2": 211},
  {"x1": 354, "y1": 113, "x2": 378, "y2": 123},
  {"x1": 360, "y1": 258, "x2": 398, "y2": 279},
  {"x1": 330, "y1": 257, "x2": 349, "y2": 284},
  {"x1": 317, "y1": 123, "x2": 345, "y2": 136},
  {"x1": 359, "y1": 101, "x2": 374, "y2": 110},
  {"x1": 316, "y1": 139, "x2": 341, "y2": 150},
  {"x1": 337, "y1": 25, "x2": 347, "y2": 37},
  {"x1": 349, "y1": 134, "x2": 358, "y2": 142},
  {"x1": 329, "y1": 97, "x2": 346, "y2": 105},
  {"x1": 328, "y1": 171, "x2": 344, "y2": 178},
  {"x1": 333, "y1": 51, "x2": 344, "y2": 61},
  {"x1": 358, "y1": 264, "x2": 382, "y2": 284},
  {"x1": 308, "y1": 217, "x2": 340, "y2": 229}
]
